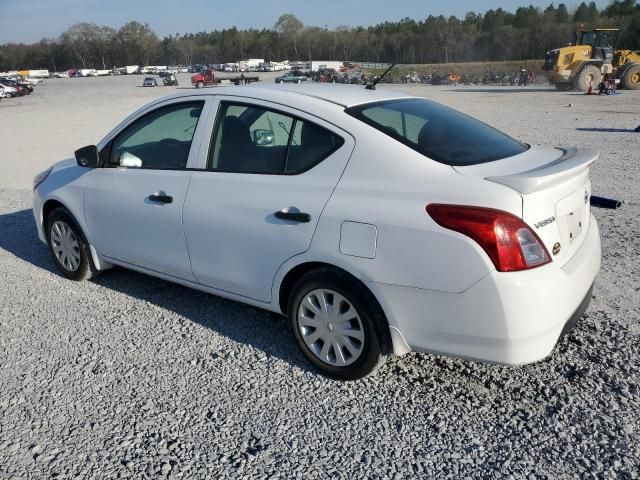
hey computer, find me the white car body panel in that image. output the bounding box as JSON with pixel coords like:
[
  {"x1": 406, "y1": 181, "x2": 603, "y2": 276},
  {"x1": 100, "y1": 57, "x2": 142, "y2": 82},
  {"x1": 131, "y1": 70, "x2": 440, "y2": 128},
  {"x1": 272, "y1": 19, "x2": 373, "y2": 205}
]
[
  {"x1": 81, "y1": 96, "x2": 213, "y2": 280},
  {"x1": 183, "y1": 95, "x2": 356, "y2": 302},
  {"x1": 83, "y1": 169, "x2": 196, "y2": 279},
  {"x1": 366, "y1": 217, "x2": 600, "y2": 364},
  {"x1": 32, "y1": 84, "x2": 602, "y2": 364},
  {"x1": 457, "y1": 145, "x2": 597, "y2": 267}
]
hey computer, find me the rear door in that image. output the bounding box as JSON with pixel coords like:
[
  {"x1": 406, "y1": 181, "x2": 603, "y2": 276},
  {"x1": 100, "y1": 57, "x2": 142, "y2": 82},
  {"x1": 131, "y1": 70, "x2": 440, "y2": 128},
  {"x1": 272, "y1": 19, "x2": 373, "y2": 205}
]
[{"x1": 183, "y1": 97, "x2": 354, "y2": 302}]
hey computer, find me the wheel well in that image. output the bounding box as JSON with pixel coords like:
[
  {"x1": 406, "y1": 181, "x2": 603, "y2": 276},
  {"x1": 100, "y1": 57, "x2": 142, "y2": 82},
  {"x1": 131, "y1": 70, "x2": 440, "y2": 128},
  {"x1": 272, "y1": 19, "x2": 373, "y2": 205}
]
[
  {"x1": 42, "y1": 199, "x2": 66, "y2": 227},
  {"x1": 278, "y1": 262, "x2": 394, "y2": 355},
  {"x1": 278, "y1": 262, "x2": 373, "y2": 315}
]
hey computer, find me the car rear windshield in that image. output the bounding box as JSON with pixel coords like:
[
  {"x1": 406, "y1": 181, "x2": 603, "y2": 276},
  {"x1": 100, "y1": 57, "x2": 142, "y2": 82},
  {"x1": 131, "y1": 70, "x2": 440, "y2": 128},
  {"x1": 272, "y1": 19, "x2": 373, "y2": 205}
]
[{"x1": 345, "y1": 98, "x2": 528, "y2": 166}]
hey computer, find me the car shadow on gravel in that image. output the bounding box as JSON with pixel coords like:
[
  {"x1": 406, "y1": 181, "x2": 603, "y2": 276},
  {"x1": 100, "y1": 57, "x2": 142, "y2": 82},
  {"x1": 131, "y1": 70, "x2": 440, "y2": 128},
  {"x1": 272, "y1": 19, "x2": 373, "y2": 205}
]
[
  {"x1": 448, "y1": 88, "x2": 555, "y2": 93},
  {"x1": 0, "y1": 208, "x2": 316, "y2": 374},
  {"x1": 576, "y1": 127, "x2": 639, "y2": 133},
  {"x1": 91, "y1": 267, "x2": 317, "y2": 374},
  {"x1": 0, "y1": 208, "x2": 57, "y2": 273}
]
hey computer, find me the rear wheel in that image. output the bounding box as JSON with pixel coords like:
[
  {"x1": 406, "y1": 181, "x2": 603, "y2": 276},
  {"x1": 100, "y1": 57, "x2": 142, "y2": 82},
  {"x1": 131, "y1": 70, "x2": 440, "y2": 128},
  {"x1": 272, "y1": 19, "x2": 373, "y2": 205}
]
[
  {"x1": 621, "y1": 64, "x2": 640, "y2": 90},
  {"x1": 287, "y1": 268, "x2": 390, "y2": 380},
  {"x1": 574, "y1": 65, "x2": 601, "y2": 92},
  {"x1": 196, "y1": 81, "x2": 203, "y2": 89},
  {"x1": 46, "y1": 208, "x2": 97, "y2": 281}
]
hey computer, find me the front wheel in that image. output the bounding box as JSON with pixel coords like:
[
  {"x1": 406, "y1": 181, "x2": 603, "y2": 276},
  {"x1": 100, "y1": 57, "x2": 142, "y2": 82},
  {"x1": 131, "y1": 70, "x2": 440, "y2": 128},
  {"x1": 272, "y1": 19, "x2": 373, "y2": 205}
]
[
  {"x1": 574, "y1": 65, "x2": 601, "y2": 91},
  {"x1": 46, "y1": 208, "x2": 97, "y2": 281},
  {"x1": 288, "y1": 268, "x2": 390, "y2": 380},
  {"x1": 621, "y1": 64, "x2": 640, "y2": 90}
]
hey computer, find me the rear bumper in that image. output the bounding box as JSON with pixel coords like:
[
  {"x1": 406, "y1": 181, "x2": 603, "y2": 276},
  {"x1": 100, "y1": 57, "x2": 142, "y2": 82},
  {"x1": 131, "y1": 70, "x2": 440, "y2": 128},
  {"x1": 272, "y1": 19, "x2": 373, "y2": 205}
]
[{"x1": 368, "y1": 215, "x2": 601, "y2": 364}]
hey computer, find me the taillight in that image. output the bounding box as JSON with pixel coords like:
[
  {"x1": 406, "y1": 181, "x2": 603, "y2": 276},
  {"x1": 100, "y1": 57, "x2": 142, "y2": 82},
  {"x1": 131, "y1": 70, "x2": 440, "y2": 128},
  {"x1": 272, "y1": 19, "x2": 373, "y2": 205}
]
[{"x1": 426, "y1": 204, "x2": 551, "y2": 272}]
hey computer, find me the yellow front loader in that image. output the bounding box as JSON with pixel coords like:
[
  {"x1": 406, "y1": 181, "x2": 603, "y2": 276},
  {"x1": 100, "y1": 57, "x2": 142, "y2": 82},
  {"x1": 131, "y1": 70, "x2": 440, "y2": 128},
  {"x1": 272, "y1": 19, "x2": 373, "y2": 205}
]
[{"x1": 543, "y1": 29, "x2": 640, "y2": 91}]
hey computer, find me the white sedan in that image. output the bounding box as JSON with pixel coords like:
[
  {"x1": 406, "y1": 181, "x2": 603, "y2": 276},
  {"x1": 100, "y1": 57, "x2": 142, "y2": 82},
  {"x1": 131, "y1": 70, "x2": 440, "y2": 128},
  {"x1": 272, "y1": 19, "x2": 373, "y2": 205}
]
[{"x1": 32, "y1": 84, "x2": 601, "y2": 380}]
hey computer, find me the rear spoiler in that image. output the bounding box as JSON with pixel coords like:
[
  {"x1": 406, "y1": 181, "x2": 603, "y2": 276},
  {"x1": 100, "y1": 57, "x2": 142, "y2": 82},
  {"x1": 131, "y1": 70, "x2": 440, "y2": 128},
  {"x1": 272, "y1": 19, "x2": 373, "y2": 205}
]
[{"x1": 486, "y1": 148, "x2": 598, "y2": 194}]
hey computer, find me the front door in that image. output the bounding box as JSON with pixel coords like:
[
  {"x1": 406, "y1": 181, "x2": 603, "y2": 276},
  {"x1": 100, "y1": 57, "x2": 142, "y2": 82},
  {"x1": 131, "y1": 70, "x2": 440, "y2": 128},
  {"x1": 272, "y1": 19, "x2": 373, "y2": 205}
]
[
  {"x1": 84, "y1": 99, "x2": 208, "y2": 280},
  {"x1": 183, "y1": 98, "x2": 354, "y2": 302}
]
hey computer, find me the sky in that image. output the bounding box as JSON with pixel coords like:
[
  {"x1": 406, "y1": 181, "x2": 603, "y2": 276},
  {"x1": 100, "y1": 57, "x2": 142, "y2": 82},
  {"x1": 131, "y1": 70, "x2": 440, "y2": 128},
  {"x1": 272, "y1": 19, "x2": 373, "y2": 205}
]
[{"x1": 0, "y1": 0, "x2": 611, "y2": 44}]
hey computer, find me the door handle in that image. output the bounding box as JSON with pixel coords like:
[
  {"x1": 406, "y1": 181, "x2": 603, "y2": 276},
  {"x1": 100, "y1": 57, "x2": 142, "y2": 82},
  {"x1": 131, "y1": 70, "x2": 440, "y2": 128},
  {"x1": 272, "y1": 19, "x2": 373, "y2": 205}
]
[
  {"x1": 148, "y1": 193, "x2": 173, "y2": 204},
  {"x1": 275, "y1": 210, "x2": 311, "y2": 223}
]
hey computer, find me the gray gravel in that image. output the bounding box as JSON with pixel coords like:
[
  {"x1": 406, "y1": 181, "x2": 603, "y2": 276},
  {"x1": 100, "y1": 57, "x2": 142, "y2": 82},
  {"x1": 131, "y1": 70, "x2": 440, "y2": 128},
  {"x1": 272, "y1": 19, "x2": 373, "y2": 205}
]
[{"x1": 1, "y1": 78, "x2": 639, "y2": 478}]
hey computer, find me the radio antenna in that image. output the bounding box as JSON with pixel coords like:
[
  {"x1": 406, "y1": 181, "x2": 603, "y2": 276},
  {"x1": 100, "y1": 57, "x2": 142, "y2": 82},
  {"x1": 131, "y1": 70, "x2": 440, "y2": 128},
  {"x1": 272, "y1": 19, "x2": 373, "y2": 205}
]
[{"x1": 365, "y1": 63, "x2": 395, "y2": 90}]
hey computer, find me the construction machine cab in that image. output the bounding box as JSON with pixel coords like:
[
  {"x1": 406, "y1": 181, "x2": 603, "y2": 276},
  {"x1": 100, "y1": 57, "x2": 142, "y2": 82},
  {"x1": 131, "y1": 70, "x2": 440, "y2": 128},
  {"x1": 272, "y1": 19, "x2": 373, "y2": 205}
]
[{"x1": 576, "y1": 29, "x2": 620, "y2": 62}]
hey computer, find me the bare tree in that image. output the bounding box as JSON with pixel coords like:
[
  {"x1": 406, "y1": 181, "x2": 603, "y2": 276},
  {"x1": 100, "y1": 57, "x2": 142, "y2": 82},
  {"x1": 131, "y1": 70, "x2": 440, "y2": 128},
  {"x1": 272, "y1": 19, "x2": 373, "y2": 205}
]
[{"x1": 274, "y1": 14, "x2": 303, "y2": 60}]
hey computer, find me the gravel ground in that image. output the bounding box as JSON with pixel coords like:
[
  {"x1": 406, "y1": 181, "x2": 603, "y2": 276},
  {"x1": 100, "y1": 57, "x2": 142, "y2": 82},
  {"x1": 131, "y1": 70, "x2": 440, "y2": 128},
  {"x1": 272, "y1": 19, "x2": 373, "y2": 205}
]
[{"x1": 0, "y1": 76, "x2": 639, "y2": 479}]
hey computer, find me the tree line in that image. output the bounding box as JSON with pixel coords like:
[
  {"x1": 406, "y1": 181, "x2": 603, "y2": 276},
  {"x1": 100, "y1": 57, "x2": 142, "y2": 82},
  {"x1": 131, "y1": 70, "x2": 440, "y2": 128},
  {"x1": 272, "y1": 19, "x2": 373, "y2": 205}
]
[{"x1": 1, "y1": 1, "x2": 639, "y2": 71}]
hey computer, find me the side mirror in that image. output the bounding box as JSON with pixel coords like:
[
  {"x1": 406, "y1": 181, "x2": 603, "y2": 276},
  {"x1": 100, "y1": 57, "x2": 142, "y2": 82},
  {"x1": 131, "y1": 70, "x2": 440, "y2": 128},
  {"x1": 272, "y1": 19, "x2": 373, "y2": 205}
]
[
  {"x1": 253, "y1": 129, "x2": 274, "y2": 146},
  {"x1": 74, "y1": 145, "x2": 99, "y2": 167}
]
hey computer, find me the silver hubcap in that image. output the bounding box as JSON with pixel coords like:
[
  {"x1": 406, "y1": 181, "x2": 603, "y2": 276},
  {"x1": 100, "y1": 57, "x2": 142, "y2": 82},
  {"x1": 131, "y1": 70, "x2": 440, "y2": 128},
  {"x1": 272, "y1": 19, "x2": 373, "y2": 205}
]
[
  {"x1": 50, "y1": 220, "x2": 81, "y2": 272},
  {"x1": 297, "y1": 289, "x2": 365, "y2": 367}
]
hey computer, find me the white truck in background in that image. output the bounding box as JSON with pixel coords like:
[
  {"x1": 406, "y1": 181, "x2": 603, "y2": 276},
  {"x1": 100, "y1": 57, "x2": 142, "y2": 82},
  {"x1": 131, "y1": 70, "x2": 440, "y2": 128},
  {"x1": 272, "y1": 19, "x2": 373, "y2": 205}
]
[
  {"x1": 21, "y1": 69, "x2": 50, "y2": 78},
  {"x1": 238, "y1": 59, "x2": 265, "y2": 71},
  {"x1": 261, "y1": 61, "x2": 290, "y2": 72},
  {"x1": 77, "y1": 69, "x2": 98, "y2": 77},
  {"x1": 310, "y1": 61, "x2": 344, "y2": 72},
  {"x1": 119, "y1": 65, "x2": 140, "y2": 75}
]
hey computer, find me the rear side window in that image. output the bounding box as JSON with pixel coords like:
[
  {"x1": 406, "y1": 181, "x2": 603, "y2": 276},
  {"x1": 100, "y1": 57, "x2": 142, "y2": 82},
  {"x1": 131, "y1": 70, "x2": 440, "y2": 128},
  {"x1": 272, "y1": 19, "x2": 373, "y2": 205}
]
[
  {"x1": 209, "y1": 102, "x2": 344, "y2": 174},
  {"x1": 346, "y1": 99, "x2": 528, "y2": 166}
]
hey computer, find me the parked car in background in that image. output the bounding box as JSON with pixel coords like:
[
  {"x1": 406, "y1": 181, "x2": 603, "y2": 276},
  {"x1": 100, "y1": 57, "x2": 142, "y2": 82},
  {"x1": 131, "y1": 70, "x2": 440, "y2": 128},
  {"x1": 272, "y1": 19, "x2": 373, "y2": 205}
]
[
  {"x1": 163, "y1": 74, "x2": 179, "y2": 86},
  {"x1": 0, "y1": 82, "x2": 19, "y2": 97},
  {"x1": 32, "y1": 84, "x2": 601, "y2": 380},
  {"x1": 1, "y1": 78, "x2": 31, "y2": 94},
  {"x1": 3, "y1": 76, "x2": 35, "y2": 91},
  {"x1": 142, "y1": 77, "x2": 158, "y2": 87},
  {"x1": 275, "y1": 70, "x2": 308, "y2": 83}
]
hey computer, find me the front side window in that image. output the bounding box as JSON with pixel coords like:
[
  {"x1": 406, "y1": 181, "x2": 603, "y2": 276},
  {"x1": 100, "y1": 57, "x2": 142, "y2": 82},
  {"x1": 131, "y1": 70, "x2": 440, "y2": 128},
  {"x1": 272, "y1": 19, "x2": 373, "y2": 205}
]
[
  {"x1": 209, "y1": 102, "x2": 343, "y2": 174},
  {"x1": 346, "y1": 98, "x2": 528, "y2": 166},
  {"x1": 109, "y1": 101, "x2": 204, "y2": 169}
]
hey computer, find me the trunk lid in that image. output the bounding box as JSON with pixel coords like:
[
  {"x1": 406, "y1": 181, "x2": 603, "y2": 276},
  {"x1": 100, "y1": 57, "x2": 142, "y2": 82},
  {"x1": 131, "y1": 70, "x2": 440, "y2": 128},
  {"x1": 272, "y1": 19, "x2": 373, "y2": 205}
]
[{"x1": 455, "y1": 146, "x2": 597, "y2": 266}]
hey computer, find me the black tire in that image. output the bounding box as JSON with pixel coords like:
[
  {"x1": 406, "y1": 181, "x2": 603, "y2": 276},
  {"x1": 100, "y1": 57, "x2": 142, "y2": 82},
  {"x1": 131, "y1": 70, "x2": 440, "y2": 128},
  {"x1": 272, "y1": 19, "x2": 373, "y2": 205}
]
[
  {"x1": 45, "y1": 207, "x2": 97, "y2": 281},
  {"x1": 287, "y1": 268, "x2": 391, "y2": 380},
  {"x1": 621, "y1": 64, "x2": 640, "y2": 90},
  {"x1": 574, "y1": 65, "x2": 601, "y2": 92}
]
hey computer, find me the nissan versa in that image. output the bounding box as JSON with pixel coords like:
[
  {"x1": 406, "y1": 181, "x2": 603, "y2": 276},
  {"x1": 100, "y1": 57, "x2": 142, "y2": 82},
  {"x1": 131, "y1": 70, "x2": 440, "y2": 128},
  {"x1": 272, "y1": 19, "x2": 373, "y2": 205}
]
[{"x1": 32, "y1": 84, "x2": 601, "y2": 380}]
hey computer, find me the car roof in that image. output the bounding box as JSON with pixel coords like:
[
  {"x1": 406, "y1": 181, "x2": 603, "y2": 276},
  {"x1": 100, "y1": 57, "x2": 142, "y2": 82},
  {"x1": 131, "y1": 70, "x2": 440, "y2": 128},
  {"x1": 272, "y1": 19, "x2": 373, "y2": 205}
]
[{"x1": 168, "y1": 83, "x2": 413, "y2": 108}]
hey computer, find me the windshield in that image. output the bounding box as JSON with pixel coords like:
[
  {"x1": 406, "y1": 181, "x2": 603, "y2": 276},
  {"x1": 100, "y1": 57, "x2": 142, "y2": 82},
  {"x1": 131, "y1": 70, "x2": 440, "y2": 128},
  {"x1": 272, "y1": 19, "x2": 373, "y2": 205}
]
[
  {"x1": 580, "y1": 31, "x2": 618, "y2": 48},
  {"x1": 346, "y1": 98, "x2": 528, "y2": 166}
]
